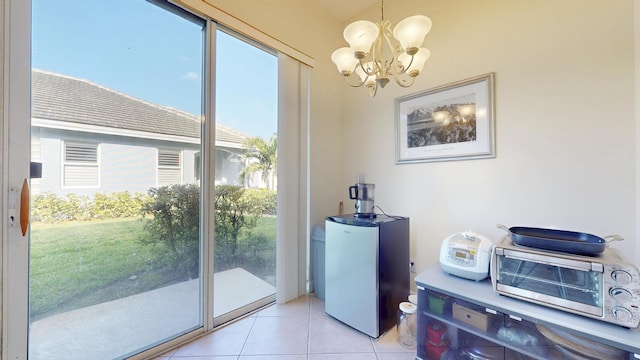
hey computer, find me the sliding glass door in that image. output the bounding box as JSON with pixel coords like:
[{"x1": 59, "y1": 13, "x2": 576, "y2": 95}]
[
  {"x1": 4, "y1": 1, "x2": 283, "y2": 358},
  {"x1": 28, "y1": 1, "x2": 205, "y2": 359},
  {"x1": 212, "y1": 29, "x2": 277, "y2": 324}
]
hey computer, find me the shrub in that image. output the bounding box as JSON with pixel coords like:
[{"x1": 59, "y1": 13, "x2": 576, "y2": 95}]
[
  {"x1": 93, "y1": 191, "x2": 149, "y2": 218},
  {"x1": 31, "y1": 191, "x2": 148, "y2": 223},
  {"x1": 242, "y1": 188, "x2": 277, "y2": 215},
  {"x1": 31, "y1": 192, "x2": 92, "y2": 222},
  {"x1": 214, "y1": 185, "x2": 265, "y2": 270},
  {"x1": 139, "y1": 184, "x2": 200, "y2": 279}
]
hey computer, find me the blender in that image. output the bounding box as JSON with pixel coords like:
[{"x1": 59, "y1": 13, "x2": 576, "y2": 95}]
[{"x1": 349, "y1": 177, "x2": 376, "y2": 218}]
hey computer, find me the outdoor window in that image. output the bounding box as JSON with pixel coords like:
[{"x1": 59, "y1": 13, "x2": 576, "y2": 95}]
[
  {"x1": 62, "y1": 141, "x2": 99, "y2": 188},
  {"x1": 158, "y1": 149, "x2": 182, "y2": 186}
]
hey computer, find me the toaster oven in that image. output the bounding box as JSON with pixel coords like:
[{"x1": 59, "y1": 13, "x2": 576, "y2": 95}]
[{"x1": 491, "y1": 237, "x2": 640, "y2": 328}]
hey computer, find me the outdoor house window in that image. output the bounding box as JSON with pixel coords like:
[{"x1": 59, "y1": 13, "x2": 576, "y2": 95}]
[
  {"x1": 63, "y1": 141, "x2": 99, "y2": 188},
  {"x1": 158, "y1": 149, "x2": 182, "y2": 186}
]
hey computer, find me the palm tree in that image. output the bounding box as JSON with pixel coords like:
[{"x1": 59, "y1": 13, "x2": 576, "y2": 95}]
[{"x1": 239, "y1": 134, "x2": 277, "y2": 190}]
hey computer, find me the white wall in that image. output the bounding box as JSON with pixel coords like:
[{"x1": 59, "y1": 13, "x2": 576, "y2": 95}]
[
  {"x1": 338, "y1": 0, "x2": 639, "y2": 273},
  {"x1": 190, "y1": 0, "x2": 639, "y2": 274}
]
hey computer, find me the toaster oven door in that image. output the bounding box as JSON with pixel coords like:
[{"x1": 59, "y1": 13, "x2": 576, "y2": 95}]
[{"x1": 494, "y1": 250, "x2": 603, "y2": 317}]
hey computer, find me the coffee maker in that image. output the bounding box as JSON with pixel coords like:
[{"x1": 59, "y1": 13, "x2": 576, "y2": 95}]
[{"x1": 349, "y1": 174, "x2": 376, "y2": 218}]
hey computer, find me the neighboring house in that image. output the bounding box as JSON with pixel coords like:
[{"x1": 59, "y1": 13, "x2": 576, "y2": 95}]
[{"x1": 31, "y1": 69, "x2": 253, "y2": 196}]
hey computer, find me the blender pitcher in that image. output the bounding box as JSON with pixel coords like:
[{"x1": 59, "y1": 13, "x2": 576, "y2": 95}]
[{"x1": 348, "y1": 182, "x2": 376, "y2": 218}]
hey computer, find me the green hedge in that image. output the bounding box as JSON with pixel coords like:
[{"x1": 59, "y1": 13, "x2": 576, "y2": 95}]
[
  {"x1": 32, "y1": 191, "x2": 150, "y2": 223},
  {"x1": 31, "y1": 188, "x2": 275, "y2": 221},
  {"x1": 242, "y1": 188, "x2": 277, "y2": 215}
]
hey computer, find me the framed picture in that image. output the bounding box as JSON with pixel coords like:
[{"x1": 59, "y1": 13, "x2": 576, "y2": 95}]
[{"x1": 395, "y1": 73, "x2": 495, "y2": 164}]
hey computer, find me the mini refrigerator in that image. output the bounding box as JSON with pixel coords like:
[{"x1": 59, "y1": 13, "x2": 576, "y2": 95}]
[{"x1": 324, "y1": 214, "x2": 410, "y2": 338}]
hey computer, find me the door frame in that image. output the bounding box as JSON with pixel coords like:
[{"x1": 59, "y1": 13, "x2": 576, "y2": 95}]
[{"x1": 2, "y1": 0, "x2": 32, "y2": 358}]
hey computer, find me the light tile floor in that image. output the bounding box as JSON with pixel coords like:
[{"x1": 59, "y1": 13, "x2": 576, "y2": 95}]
[{"x1": 154, "y1": 295, "x2": 416, "y2": 360}]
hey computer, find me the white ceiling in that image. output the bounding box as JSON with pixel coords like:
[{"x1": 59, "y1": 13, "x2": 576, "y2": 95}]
[{"x1": 313, "y1": 0, "x2": 379, "y2": 22}]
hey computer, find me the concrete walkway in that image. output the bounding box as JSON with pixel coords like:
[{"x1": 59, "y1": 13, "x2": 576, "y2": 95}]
[{"x1": 29, "y1": 268, "x2": 275, "y2": 360}]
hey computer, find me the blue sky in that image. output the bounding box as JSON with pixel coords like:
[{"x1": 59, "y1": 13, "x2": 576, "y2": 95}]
[{"x1": 32, "y1": 0, "x2": 277, "y2": 140}]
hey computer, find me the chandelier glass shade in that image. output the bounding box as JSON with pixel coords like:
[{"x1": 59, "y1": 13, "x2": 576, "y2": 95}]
[{"x1": 331, "y1": 7, "x2": 432, "y2": 97}]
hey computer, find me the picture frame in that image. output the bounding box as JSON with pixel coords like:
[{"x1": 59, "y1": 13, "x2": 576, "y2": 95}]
[{"x1": 395, "y1": 73, "x2": 495, "y2": 164}]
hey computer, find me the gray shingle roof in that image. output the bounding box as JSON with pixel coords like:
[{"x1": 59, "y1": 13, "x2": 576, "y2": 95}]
[{"x1": 31, "y1": 69, "x2": 249, "y2": 145}]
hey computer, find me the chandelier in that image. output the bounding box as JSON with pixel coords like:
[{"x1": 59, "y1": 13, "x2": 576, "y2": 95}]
[{"x1": 331, "y1": 1, "x2": 432, "y2": 97}]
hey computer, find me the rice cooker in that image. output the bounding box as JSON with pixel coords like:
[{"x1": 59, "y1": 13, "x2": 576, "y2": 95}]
[{"x1": 440, "y1": 230, "x2": 493, "y2": 281}]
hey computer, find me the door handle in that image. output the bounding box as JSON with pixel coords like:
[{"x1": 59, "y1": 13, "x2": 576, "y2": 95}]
[{"x1": 20, "y1": 178, "x2": 29, "y2": 236}]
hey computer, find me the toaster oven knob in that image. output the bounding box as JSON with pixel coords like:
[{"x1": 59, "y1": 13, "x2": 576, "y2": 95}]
[
  {"x1": 611, "y1": 306, "x2": 633, "y2": 323},
  {"x1": 609, "y1": 287, "x2": 633, "y2": 302},
  {"x1": 611, "y1": 270, "x2": 632, "y2": 285}
]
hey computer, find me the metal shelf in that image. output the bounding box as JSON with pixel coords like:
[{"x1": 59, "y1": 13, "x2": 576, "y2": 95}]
[{"x1": 415, "y1": 265, "x2": 640, "y2": 359}]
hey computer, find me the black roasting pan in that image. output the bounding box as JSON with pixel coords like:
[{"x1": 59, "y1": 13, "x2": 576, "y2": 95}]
[{"x1": 497, "y1": 224, "x2": 623, "y2": 256}]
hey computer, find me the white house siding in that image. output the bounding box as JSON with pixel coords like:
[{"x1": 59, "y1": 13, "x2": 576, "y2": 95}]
[
  {"x1": 181, "y1": 149, "x2": 198, "y2": 186},
  {"x1": 215, "y1": 149, "x2": 244, "y2": 186},
  {"x1": 37, "y1": 137, "x2": 63, "y2": 194},
  {"x1": 35, "y1": 128, "x2": 202, "y2": 196},
  {"x1": 99, "y1": 143, "x2": 158, "y2": 193}
]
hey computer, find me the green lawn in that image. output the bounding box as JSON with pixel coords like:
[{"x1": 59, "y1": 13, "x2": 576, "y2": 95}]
[
  {"x1": 30, "y1": 216, "x2": 277, "y2": 321},
  {"x1": 29, "y1": 218, "x2": 161, "y2": 320}
]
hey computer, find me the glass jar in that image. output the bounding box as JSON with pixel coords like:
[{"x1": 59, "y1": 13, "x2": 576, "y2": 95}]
[{"x1": 397, "y1": 301, "x2": 417, "y2": 348}]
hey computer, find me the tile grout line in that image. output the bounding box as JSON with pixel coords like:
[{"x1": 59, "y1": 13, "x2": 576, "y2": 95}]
[
  {"x1": 241, "y1": 314, "x2": 258, "y2": 358},
  {"x1": 371, "y1": 336, "x2": 380, "y2": 360}
]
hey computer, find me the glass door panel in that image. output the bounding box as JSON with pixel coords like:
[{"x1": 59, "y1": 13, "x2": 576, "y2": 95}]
[
  {"x1": 213, "y1": 30, "x2": 277, "y2": 323},
  {"x1": 29, "y1": 1, "x2": 204, "y2": 358}
]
